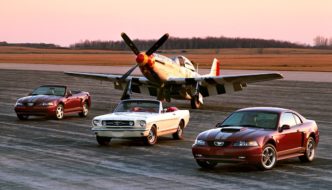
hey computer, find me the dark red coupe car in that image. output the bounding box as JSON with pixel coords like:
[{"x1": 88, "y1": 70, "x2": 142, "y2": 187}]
[
  {"x1": 15, "y1": 85, "x2": 91, "y2": 120},
  {"x1": 192, "y1": 107, "x2": 319, "y2": 170}
]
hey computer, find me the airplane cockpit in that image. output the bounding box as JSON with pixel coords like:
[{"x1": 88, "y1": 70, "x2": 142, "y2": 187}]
[{"x1": 172, "y1": 56, "x2": 196, "y2": 71}]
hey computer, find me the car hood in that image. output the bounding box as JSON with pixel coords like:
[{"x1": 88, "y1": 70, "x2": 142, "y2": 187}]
[
  {"x1": 18, "y1": 95, "x2": 60, "y2": 103},
  {"x1": 94, "y1": 112, "x2": 158, "y2": 121},
  {"x1": 198, "y1": 126, "x2": 272, "y2": 141}
]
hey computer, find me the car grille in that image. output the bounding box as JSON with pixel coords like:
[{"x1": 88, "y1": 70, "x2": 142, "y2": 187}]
[
  {"x1": 207, "y1": 141, "x2": 231, "y2": 147},
  {"x1": 102, "y1": 120, "x2": 134, "y2": 126}
]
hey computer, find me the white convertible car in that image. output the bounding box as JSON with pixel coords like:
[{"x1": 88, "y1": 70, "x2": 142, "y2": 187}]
[{"x1": 92, "y1": 99, "x2": 190, "y2": 145}]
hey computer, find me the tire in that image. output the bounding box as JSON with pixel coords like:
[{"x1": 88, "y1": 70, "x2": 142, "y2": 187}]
[
  {"x1": 144, "y1": 126, "x2": 157, "y2": 145},
  {"x1": 96, "y1": 136, "x2": 111, "y2": 146},
  {"x1": 258, "y1": 144, "x2": 277, "y2": 170},
  {"x1": 195, "y1": 160, "x2": 217, "y2": 169},
  {"x1": 191, "y1": 95, "x2": 201, "y2": 109},
  {"x1": 79, "y1": 102, "x2": 89, "y2": 117},
  {"x1": 55, "y1": 104, "x2": 64, "y2": 120},
  {"x1": 172, "y1": 120, "x2": 184, "y2": 140},
  {"x1": 17, "y1": 114, "x2": 29, "y2": 120},
  {"x1": 299, "y1": 137, "x2": 316, "y2": 162}
]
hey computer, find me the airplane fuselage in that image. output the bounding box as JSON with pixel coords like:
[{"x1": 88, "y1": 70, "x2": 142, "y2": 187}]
[{"x1": 138, "y1": 53, "x2": 200, "y2": 84}]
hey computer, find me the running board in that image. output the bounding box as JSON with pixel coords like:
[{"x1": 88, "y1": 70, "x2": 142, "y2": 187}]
[{"x1": 277, "y1": 153, "x2": 304, "y2": 161}]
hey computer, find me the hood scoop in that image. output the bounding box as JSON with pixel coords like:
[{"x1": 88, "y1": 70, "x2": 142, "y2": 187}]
[{"x1": 220, "y1": 127, "x2": 245, "y2": 133}]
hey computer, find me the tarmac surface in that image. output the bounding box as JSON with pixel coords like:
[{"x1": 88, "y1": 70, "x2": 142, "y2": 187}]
[{"x1": 0, "y1": 68, "x2": 332, "y2": 190}]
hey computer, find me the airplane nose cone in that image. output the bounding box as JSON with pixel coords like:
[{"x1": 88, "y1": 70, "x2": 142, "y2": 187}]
[
  {"x1": 136, "y1": 53, "x2": 146, "y2": 65},
  {"x1": 136, "y1": 53, "x2": 155, "y2": 68}
]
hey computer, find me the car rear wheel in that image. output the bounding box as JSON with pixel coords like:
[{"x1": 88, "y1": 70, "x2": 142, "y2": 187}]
[
  {"x1": 144, "y1": 126, "x2": 157, "y2": 145},
  {"x1": 96, "y1": 136, "x2": 111, "y2": 146},
  {"x1": 172, "y1": 120, "x2": 184, "y2": 140},
  {"x1": 299, "y1": 137, "x2": 316, "y2": 162},
  {"x1": 195, "y1": 160, "x2": 217, "y2": 169},
  {"x1": 79, "y1": 102, "x2": 89, "y2": 117},
  {"x1": 55, "y1": 104, "x2": 64, "y2": 120},
  {"x1": 258, "y1": 144, "x2": 277, "y2": 170},
  {"x1": 17, "y1": 114, "x2": 29, "y2": 120}
]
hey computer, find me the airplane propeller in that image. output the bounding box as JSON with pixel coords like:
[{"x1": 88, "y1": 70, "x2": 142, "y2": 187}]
[
  {"x1": 146, "y1": 33, "x2": 169, "y2": 56},
  {"x1": 120, "y1": 33, "x2": 169, "y2": 80}
]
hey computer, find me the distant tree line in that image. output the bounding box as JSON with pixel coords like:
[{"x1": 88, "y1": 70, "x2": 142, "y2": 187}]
[
  {"x1": 69, "y1": 36, "x2": 306, "y2": 50},
  {"x1": 313, "y1": 36, "x2": 332, "y2": 49},
  {"x1": 0, "y1": 41, "x2": 61, "y2": 49}
]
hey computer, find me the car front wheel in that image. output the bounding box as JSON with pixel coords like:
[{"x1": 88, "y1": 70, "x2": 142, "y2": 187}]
[
  {"x1": 144, "y1": 126, "x2": 157, "y2": 145},
  {"x1": 195, "y1": 160, "x2": 217, "y2": 169},
  {"x1": 17, "y1": 114, "x2": 29, "y2": 120},
  {"x1": 96, "y1": 136, "x2": 111, "y2": 146},
  {"x1": 258, "y1": 144, "x2": 277, "y2": 170},
  {"x1": 55, "y1": 104, "x2": 64, "y2": 120},
  {"x1": 299, "y1": 137, "x2": 316, "y2": 162}
]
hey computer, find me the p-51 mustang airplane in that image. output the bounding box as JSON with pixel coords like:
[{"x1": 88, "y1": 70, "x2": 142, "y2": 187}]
[{"x1": 66, "y1": 33, "x2": 283, "y2": 109}]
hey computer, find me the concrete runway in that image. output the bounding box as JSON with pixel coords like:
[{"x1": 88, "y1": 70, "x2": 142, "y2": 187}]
[{"x1": 0, "y1": 69, "x2": 332, "y2": 189}]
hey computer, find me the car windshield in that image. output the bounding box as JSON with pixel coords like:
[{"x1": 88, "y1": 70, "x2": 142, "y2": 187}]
[
  {"x1": 220, "y1": 111, "x2": 279, "y2": 129},
  {"x1": 114, "y1": 101, "x2": 160, "y2": 113},
  {"x1": 31, "y1": 86, "x2": 66, "y2": 96}
]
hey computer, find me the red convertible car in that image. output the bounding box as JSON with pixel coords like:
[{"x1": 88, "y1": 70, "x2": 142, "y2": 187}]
[
  {"x1": 192, "y1": 107, "x2": 319, "y2": 170},
  {"x1": 14, "y1": 85, "x2": 91, "y2": 120}
]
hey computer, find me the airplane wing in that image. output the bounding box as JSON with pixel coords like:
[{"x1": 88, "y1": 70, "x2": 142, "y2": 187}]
[
  {"x1": 65, "y1": 72, "x2": 158, "y2": 96},
  {"x1": 167, "y1": 73, "x2": 283, "y2": 97}
]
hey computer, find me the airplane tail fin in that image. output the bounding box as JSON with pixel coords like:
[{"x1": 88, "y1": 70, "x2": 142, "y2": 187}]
[{"x1": 208, "y1": 58, "x2": 220, "y2": 77}]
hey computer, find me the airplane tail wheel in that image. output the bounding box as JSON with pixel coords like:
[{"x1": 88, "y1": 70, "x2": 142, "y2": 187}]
[{"x1": 191, "y1": 95, "x2": 201, "y2": 109}]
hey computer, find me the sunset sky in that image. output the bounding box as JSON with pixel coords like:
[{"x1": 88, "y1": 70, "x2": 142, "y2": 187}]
[{"x1": 1, "y1": 0, "x2": 331, "y2": 46}]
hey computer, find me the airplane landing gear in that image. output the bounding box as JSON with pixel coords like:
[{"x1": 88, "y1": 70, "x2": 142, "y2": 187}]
[
  {"x1": 191, "y1": 95, "x2": 201, "y2": 109},
  {"x1": 121, "y1": 79, "x2": 132, "y2": 100},
  {"x1": 191, "y1": 82, "x2": 203, "y2": 109}
]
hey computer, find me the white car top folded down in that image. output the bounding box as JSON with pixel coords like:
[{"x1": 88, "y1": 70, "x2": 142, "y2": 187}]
[{"x1": 92, "y1": 99, "x2": 190, "y2": 145}]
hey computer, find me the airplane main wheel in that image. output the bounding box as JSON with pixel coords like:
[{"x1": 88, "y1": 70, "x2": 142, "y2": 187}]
[{"x1": 191, "y1": 95, "x2": 201, "y2": 109}]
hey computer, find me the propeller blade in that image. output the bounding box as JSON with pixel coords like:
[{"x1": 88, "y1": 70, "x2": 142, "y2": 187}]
[
  {"x1": 120, "y1": 64, "x2": 139, "y2": 80},
  {"x1": 121, "y1": 32, "x2": 140, "y2": 55},
  {"x1": 146, "y1": 33, "x2": 169, "y2": 56}
]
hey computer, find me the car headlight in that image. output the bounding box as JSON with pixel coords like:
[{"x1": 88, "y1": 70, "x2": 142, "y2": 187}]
[
  {"x1": 233, "y1": 140, "x2": 258, "y2": 147},
  {"x1": 139, "y1": 120, "x2": 146, "y2": 127},
  {"x1": 129, "y1": 121, "x2": 134, "y2": 126},
  {"x1": 92, "y1": 120, "x2": 102, "y2": 127},
  {"x1": 15, "y1": 101, "x2": 23, "y2": 106},
  {"x1": 194, "y1": 139, "x2": 206, "y2": 146},
  {"x1": 41, "y1": 102, "x2": 54, "y2": 106}
]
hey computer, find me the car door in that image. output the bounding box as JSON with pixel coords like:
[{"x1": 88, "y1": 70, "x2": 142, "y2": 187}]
[
  {"x1": 63, "y1": 91, "x2": 80, "y2": 112},
  {"x1": 157, "y1": 111, "x2": 179, "y2": 134},
  {"x1": 276, "y1": 112, "x2": 303, "y2": 153}
]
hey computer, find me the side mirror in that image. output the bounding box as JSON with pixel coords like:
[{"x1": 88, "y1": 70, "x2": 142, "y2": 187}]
[
  {"x1": 28, "y1": 92, "x2": 32, "y2": 96},
  {"x1": 66, "y1": 92, "x2": 72, "y2": 97},
  {"x1": 279, "y1": 124, "x2": 290, "y2": 132},
  {"x1": 162, "y1": 108, "x2": 167, "y2": 113}
]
